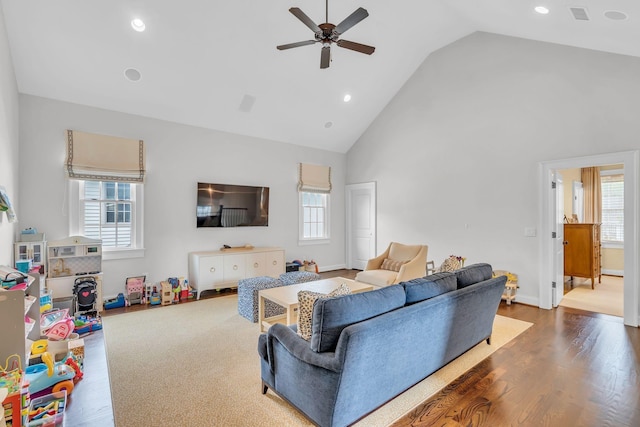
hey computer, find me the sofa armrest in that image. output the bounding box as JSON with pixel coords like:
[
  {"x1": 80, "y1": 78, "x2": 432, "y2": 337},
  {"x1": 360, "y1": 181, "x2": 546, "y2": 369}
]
[
  {"x1": 266, "y1": 323, "x2": 343, "y2": 373},
  {"x1": 395, "y1": 245, "x2": 428, "y2": 283}
]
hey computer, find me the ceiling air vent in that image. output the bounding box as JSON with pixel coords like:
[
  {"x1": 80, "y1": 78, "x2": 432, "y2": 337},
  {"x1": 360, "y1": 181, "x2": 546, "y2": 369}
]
[{"x1": 569, "y1": 7, "x2": 590, "y2": 21}]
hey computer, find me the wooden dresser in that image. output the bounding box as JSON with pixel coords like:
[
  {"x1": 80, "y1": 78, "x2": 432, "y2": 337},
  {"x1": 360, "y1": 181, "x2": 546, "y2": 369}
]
[{"x1": 563, "y1": 223, "x2": 601, "y2": 289}]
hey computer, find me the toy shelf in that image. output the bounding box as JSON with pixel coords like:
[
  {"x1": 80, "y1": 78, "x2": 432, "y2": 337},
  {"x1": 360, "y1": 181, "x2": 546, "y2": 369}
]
[{"x1": 0, "y1": 270, "x2": 41, "y2": 366}]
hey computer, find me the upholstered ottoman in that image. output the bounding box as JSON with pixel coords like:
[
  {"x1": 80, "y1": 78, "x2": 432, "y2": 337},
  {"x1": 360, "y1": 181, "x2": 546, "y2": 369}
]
[
  {"x1": 238, "y1": 276, "x2": 287, "y2": 322},
  {"x1": 279, "y1": 271, "x2": 321, "y2": 286}
]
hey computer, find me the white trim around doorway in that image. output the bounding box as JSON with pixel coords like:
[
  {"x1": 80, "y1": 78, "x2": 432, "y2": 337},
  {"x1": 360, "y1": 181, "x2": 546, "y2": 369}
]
[{"x1": 539, "y1": 151, "x2": 639, "y2": 327}]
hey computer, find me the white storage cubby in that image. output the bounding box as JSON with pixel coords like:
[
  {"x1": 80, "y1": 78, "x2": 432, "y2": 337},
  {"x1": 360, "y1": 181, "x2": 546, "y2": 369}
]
[
  {"x1": 188, "y1": 247, "x2": 284, "y2": 299},
  {"x1": 14, "y1": 232, "x2": 46, "y2": 273}
]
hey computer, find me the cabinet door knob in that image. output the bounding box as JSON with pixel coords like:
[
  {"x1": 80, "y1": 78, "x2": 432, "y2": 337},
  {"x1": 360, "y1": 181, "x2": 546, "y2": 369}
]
[
  {"x1": 272, "y1": 260, "x2": 277, "y2": 265},
  {"x1": 254, "y1": 262, "x2": 259, "y2": 268},
  {"x1": 210, "y1": 267, "x2": 216, "y2": 273},
  {"x1": 233, "y1": 265, "x2": 238, "y2": 270}
]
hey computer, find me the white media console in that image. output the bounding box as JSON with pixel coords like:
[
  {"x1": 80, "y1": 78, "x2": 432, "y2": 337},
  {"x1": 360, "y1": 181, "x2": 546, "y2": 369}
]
[{"x1": 188, "y1": 247, "x2": 285, "y2": 299}]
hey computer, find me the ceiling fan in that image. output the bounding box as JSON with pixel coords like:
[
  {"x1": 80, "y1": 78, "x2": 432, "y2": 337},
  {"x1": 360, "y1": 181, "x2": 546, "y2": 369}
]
[{"x1": 277, "y1": 0, "x2": 375, "y2": 69}]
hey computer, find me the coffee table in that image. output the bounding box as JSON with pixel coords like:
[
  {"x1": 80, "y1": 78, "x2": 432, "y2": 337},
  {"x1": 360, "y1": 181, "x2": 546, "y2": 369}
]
[{"x1": 258, "y1": 277, "x2": 374, "y2": 332}]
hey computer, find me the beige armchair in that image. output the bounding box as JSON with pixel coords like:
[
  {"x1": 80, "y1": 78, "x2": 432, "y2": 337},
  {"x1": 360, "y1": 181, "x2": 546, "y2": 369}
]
[{"x1": 355, "y1": 242, "x2": 428, "y2": 287}]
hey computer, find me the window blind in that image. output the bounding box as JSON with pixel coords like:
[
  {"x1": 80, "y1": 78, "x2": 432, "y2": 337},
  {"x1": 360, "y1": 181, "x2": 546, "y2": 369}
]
[
  {"x1": 66, "y1": 130, "x2": 145, "y2": 182},
  {"x1": 298, "y1": 163, "x2": 331, "y2": 193}
]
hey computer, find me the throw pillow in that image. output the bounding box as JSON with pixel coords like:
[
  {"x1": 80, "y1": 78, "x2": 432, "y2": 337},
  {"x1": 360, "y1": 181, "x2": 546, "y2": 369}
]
[
  {"x1": 297, "y1": 283, "x2": 351, "y2": 341},
  {"x1": 381, "y1": 258, "x2": 406, "y2": 272},
  {"x1": 439, "y1": 256, "x2": 461, "y2": 272}
]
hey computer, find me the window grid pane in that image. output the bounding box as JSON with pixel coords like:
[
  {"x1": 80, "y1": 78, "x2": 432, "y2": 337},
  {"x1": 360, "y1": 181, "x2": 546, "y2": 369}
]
[
  {"x1": 81, "y1": 181, "x2": 134, "y2": 248},
  {"x1": 601, "y1": 175, "x2": 624, "y2": 242},
  {"x1": 301, "y1": 192, "x2": 328, "y2": 239}
]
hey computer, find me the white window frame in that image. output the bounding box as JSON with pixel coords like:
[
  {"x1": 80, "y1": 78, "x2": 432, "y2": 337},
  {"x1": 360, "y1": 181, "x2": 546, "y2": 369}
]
[
  {"x1": 298, "y1": 192, "x2": 330, "y2": 245},
  {"x1": 600, "y1": 169, "x2": 624, "y2": 249},
  {"x1": 69, "y1": 180, "x2": 145, "y2": 260}
]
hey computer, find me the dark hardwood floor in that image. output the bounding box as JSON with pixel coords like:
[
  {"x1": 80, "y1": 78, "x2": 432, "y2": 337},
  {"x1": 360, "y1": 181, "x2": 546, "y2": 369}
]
[{"x1": 68, "y1": 270, "x2": 639, "y2": 427}]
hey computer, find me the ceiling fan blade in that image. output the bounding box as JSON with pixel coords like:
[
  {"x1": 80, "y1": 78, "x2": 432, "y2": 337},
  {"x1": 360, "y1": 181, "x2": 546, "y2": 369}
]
[
  {"x1": 320, "y1": 45, "x2": 331, "y2": 69},
  {"x1": 289, "y1": 7, "x2": 321, "y2": 33},
  {"x1": 277, "y1": 40, "x2": 317, "y2": 50},
  {"x1": 336, "y1": 39, "x2": 375, "y2": 55},
  {"x1": 334, "y1": 7, "x2": 369, "y2": 35}
]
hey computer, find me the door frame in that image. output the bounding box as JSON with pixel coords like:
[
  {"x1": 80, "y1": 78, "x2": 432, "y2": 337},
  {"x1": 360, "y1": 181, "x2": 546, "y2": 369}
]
[
  {"x1": 539, "y1": 150, "x2": 639, "y2": 327},
  {"x1": 345, "y1": 182, "x2": 376, "y2": 270}
]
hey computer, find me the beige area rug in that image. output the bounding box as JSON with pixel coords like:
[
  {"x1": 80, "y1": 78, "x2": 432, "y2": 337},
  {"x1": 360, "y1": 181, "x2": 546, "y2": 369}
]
[
  {"x1": 103, "y1": 296, "x2": 532, "y2": 427},
  {"x1": 559, "y1": 276, "x2": 623, "y2": 317}
]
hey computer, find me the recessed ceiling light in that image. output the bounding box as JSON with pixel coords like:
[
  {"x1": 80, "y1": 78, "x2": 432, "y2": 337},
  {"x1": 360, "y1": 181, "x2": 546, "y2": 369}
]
[
  {"x1": 343, "y1": 94, "x2": 352, "y2": 103},
  {"x1": 534, "y1": 6, "x2": 550, "y2": 15},
  {"x1": 131, "y1": 18, "x2": 146, "y2": 32},
  {"x1": 124, "y1": 68, "x2": 142, "y2": 82},
  {"x1": 324, "y1": 121, "x2": 333, "y2": 129},
  {"x1": 604, "y1": 10, "x2": 628, "y2": 20}
]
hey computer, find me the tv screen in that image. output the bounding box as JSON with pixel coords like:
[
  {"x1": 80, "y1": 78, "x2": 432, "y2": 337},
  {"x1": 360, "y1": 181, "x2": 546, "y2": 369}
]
[{"x1": 197, "y1": 182, "x2": 269, "y2": 227}]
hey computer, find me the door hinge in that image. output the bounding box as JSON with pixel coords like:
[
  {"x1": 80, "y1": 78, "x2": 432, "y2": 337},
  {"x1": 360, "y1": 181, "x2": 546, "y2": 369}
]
[
  {"x1": 551, "y1": 181, "x2": 557, "y2": 189},
  {"x1": 552, "y1": 231, "x2": 557, "y2": 238},
  {"x1": 552, "y1": 281, "x2": 557, "y2": 289}
]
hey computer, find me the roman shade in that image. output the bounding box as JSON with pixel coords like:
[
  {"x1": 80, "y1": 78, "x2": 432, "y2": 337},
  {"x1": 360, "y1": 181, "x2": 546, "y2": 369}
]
[
  {"x1": 66, "y1": 130, "x2": 145, "y2": 182},
  {"x1": 298, "y1": 163, "x2": 331, "y2": 193}
]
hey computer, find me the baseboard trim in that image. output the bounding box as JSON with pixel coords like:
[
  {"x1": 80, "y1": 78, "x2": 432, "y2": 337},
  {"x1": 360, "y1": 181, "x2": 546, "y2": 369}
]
[
  {"x1": 512, "y1": 294, "x2": 539, "y2": 308},
  {"x1": 601, "y1": 269, "x2": 624, "y2": 276},
  {"x1": 319, "y1": 263, "x2": 347, "y2": 273}
]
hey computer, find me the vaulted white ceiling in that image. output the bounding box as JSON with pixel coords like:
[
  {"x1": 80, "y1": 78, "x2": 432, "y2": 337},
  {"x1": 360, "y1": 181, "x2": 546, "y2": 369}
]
[{"x1": 2, "y1": 0, "x2": 638, "y2": 152}]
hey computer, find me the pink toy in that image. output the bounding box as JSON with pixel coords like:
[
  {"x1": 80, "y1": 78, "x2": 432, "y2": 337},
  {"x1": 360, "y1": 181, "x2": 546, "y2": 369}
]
[{"x1": 45, "y1": 318, "x2": 75, "y2": 340}]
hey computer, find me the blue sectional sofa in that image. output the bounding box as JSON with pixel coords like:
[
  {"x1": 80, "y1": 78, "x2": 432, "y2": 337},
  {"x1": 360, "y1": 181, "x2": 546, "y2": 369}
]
[{"x1": 257, "y1": 263, "x2": 506, "y2": 427}]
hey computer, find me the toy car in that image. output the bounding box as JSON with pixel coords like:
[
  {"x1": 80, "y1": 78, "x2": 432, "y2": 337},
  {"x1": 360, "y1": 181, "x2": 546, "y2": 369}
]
[{"x1": 25, "y1": 352, "x2": 76, "y2": 398}]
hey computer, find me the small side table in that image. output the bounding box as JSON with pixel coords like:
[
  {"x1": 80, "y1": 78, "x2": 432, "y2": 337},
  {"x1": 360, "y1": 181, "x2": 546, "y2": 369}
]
[{"x1": 493, "y1": 270, "x2": 518, "y2": 305}]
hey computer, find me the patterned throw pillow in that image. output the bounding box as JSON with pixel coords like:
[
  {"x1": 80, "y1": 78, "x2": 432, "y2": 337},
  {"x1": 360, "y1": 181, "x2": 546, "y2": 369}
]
[
  {"x1": 439, "y1": 256, "x2": 462, "y2": 272},
  {"x1": 381, "y1": 258, "x2": 407, "y2": 272},
  {"x1": 297, "y1": 283, "x2": 352, "y2": 341}
]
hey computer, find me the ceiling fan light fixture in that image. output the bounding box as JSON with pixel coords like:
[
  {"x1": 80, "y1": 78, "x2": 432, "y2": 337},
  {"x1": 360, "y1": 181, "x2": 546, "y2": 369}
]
[
  {"x1": 131, "y1": 18, "x2": 146, "y2": 32},
  {"x1": 534, "y1": 6, "x2": 550, "y2": 15}
]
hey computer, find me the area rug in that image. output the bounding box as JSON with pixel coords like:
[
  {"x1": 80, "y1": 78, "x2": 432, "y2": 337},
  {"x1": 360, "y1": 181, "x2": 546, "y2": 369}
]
[
  {"x1": 103, "y1": 296, "x2": 532, "y2": 427},
  {"x1": 559, "y1": 276, "x2": 623, "y2": 317}
]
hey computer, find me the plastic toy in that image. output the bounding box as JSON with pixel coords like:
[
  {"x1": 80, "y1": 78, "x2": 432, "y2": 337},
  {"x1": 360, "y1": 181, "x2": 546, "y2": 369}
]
[
  {"x1": 104, "y1": 293, "x2": 126, "y2": 309},
  {"x1": 24, "y1": 352, "x2": 76, "y2": 398},
  {"x1": 73, "y1": 315, "x2": 102, "y2": 335},
  {"x1": 125, "y1": 276, "x2": 145, "y2": 306},
  {"x1": 45, "y1": 317, "x2": 75, "y2": 341}
]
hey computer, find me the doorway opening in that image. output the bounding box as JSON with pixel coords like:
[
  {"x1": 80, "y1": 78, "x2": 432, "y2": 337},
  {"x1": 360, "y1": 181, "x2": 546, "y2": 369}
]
[{"x1": 539, "y1": 151, "x2": 638, "y2": 327}]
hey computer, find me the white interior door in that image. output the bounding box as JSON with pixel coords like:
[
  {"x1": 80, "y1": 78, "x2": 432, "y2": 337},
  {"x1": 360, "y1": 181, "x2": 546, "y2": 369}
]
[
  {"x1": 346, "y1": 182, "x2": 376, "y2": 270},
  {"x1": 553, "y1": 172, "x2": 565, "y2": 307}
]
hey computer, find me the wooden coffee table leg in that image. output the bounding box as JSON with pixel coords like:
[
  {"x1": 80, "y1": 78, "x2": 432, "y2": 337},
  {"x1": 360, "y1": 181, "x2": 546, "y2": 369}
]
[{"x1": 258, "y1": 294, "x2": 266, "y2": 332}]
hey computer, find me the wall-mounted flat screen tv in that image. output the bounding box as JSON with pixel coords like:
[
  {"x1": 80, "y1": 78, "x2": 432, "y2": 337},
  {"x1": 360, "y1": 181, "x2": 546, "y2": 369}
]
[{"x1": 197, "y1": 182, "x2": 269, "y2": 227}]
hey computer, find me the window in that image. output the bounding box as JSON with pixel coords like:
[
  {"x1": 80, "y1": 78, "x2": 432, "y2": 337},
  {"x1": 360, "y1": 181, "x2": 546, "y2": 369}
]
[
  {"x1": 70, "y1": 180, "x2": 144, "y2": 259},
  {"x1": 299, "y1": 192, "x2": 329, "y2": 243},
  {"x1": 600, "y1": 171, "x2": 624, "y2": 244}
]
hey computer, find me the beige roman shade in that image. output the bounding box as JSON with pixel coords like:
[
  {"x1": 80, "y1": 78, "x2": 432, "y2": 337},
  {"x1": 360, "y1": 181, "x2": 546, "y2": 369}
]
[
  {"x1": 66, "y1": 130, "x2": 145, "y2": 182},
  {"x1": 298, "y1": 163, "x2": 331, "y2": 193}
]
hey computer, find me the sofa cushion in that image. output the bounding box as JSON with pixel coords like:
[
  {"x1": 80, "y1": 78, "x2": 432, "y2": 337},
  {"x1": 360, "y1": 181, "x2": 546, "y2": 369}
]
[
  {"x1": 455, "y1": 263, "x2": 494, "y2": 289},
  {"x1": 401, "y1": 272, "x2": 457, "y2": 304},
  {"x1": 355, "y1": 269, "x2": 398, "y2": 287},
  {"x1": 297, "y1": 283, "x2": 352, "y2": 341},
  {"x1": 310, "y1": 285, "x2": 407, "y2": 353},
  {"x1": 381, "y1": 258, "x2": 406, "y2": 272}
]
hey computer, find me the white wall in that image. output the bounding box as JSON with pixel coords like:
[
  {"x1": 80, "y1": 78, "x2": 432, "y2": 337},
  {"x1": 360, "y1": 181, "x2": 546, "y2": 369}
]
[
  {"x1": 0, "y1": 5, "x2": 19, "y2": 265},
  {"x1": 347, "y1": 32, "x2": 640, "y2": 306},
  {"x1": 18, "y1": 95, "x2": 346, "y2": 297}
]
